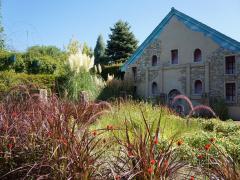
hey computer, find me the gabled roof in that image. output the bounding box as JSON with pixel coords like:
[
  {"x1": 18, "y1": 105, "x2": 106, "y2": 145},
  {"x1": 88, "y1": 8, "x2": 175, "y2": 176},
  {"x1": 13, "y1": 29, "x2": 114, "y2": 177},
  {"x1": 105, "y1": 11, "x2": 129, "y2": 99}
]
[{"x1": 121, "y1": 8, "x2": 240, "y2": 72}]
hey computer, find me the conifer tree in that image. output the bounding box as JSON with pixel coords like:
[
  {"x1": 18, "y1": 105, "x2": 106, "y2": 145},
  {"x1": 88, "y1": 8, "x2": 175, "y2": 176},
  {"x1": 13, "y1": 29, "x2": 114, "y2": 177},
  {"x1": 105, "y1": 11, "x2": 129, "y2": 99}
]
[
  {"x1": 94, "y1": 34, "x2": 106, "y2": 65},
  {"x1": 106, "y1": 20, "x2": 138, "y2": 64}
]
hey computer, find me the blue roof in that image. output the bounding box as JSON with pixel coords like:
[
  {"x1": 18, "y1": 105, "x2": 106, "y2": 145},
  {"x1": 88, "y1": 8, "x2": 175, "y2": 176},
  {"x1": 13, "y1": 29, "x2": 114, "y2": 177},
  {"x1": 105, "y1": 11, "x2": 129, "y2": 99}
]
[{"x1": 121, "y1": 8, "x2": 240, "y2": 72}]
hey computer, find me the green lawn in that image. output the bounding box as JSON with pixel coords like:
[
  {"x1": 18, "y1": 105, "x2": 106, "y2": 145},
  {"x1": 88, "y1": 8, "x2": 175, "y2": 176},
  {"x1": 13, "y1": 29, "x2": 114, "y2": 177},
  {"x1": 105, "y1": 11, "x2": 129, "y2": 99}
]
[{"x1": 93, "y1": 100, "x2": 201, "y2": 138}]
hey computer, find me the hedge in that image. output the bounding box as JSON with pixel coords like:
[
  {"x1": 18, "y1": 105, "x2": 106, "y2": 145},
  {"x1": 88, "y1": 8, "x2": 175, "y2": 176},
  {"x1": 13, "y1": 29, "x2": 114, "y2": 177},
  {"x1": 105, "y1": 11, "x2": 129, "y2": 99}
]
[{"x1": 0, "y1": 71, "x2": 56, "y2": 95}]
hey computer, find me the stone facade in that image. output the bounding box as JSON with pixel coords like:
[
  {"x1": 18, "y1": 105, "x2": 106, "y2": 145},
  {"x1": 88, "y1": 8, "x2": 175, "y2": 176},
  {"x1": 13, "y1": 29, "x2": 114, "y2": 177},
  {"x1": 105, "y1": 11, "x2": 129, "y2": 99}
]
[{"x1": 124, "y1": 14, "x2": 240, "y2": 120}]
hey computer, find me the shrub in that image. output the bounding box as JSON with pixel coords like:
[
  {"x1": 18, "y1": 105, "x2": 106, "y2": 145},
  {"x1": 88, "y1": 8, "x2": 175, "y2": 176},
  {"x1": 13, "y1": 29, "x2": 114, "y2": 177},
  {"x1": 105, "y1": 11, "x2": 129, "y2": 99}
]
[
  {"x1": 0, "y1": 51, "x2": 15, "y2": 71},
  {"x1": 0, "y1": 71, "x2": 55, "y2": 96},
  {"x1": 97, "y1": 78, "x2": 133, "y2": 100},
  {"x1": 26, "y1": 56, "x2": 57, "y2": 74},
  {"x1": 100, "y1": 63, "x2": 122, "y2": 80},
  {"x1": 13, "y1": 55, "x2": 25, "y2": 73},
  {"x1": 210, "y1": 97, "x2": 229, "y2": 120}
]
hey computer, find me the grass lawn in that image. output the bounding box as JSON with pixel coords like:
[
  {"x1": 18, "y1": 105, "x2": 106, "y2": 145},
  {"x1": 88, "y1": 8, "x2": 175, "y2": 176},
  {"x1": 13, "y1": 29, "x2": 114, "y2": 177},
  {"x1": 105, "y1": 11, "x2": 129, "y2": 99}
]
[{"x1": 93, "y1": 100, "x2": 201, "y2": 138}]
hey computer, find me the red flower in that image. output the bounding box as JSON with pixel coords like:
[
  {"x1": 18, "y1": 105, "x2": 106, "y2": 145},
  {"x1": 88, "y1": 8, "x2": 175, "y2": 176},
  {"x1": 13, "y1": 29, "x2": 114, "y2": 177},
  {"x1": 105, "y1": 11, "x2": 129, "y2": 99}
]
[
  {"x1": 92, "y1": 130, "x2": 97, "y2": 136},
  {"x1": 60, "y1": 138, "x2": 68, "y2": 146},
  {"x1": 7, "y1": 143, "x2": 13, "y2": 150},
  {"x1": 153, "y1": 137, "x2": 158, "y2": 145},
  {"x1": 204, "y1": 144, "x2": 211, "y2": 151},
  {"x1": 150, "y1": 159, "x2": 156, "y2": 165},
  {"x1": 197, "y1": 154, "x2": 203, "y2": 159},
  {"x1": 209, "y1": 137, "x2": 215, "y2": 143},
  {"x1": 190, "y1": 176, "x2": 194, "y2": 180},
  {"x1": 115, "y1": 175, "x2": 121, "y2": 180},
  {"x1": 47, "y1": 131, "x2": 52, "y2": 137},
  {"x1": 147, "y1": 166, "x2": 154, "y2": 174},
  {"x1": 107, "y1": 125, "x2": 113, "y2": 131},
  {"x1": 128, "y1": 150, "x2": 134, "y2": 157},
  {"x1": 163, "y1": 160, "x2": 168, "y2": 169},
  {"x1": 177, "y1": 139, "x2": 183, "y2": 146},
  {"x1": 11, "y1": 112, "x2": 18, "y2": 118}
]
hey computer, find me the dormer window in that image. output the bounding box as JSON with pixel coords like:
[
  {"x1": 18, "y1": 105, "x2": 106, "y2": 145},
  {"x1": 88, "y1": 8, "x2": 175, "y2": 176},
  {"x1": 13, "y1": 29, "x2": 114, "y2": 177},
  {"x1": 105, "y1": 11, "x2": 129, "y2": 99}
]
[
  {"x1": 225, "y1": 56, "x2": 235, "y2": 74},
  {"x1": 171, "y1": 49, "x2": 178, "y2": 64},
  {"x1": 152, "y1": 55, "x2": 157, "y2": 66},
  {"x1": 194, "y1": 49, "x2": 202, "y2": 62}
]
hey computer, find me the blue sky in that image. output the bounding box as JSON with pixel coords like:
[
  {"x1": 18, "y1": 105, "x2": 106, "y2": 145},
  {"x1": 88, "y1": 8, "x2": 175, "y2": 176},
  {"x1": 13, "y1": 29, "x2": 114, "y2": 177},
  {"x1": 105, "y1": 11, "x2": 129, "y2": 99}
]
[{"x1": 2, "y1": 0, "x2": 240, "y2": 51}]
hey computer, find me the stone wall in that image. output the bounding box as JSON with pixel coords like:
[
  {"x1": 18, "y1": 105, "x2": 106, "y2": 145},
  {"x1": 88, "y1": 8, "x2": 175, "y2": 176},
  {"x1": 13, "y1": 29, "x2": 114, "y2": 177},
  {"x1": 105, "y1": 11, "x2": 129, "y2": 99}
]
[{"x1": 209, "y1": 48, "x2": 240, "y2": 106}]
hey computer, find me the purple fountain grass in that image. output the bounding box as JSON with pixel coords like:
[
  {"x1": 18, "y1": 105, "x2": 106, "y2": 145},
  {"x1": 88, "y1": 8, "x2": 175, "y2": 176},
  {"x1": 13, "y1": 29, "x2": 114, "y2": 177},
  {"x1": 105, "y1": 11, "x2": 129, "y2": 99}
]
[
  {"x1": 0, "y1": 85, "x2": 112, "y2": 179},
  {"x1": 189, "y1": 105, "x2": 217, "y2": 118},
  {"x1": 172, "y1": 94, "x2": 217, "y2": 119},
  {"x1": 172, "y1": 95, "x2": 194, "y2": 111}
]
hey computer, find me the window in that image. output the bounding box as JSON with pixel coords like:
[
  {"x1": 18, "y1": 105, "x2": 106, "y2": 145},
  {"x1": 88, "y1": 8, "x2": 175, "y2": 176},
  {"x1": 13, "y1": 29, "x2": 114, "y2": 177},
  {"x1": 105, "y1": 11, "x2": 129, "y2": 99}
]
[
  {"x1": 132, "y1": 67, "x2": 137, "y2": 81},
  {"x1": 171, "y1": 49, "x2": 178, "y2": 64},
  {"x1": 152, "y1": 82, "x2": 158, "y2": 95},
  {"x1": 194, "y1": 80, "x2": 203, "y2": 94},
  {"x1": 225, "y1": 56, "x2": 235, "y2": 74},
  {"x1": 194, "y1": 49, "x2": 202, "y2": 62},
  {"x1": 152, "y1": 55, "x2": 157, "y2": 66},
  {"x1": 226, "y1": 83, "x2": 236, "y2": 102}
]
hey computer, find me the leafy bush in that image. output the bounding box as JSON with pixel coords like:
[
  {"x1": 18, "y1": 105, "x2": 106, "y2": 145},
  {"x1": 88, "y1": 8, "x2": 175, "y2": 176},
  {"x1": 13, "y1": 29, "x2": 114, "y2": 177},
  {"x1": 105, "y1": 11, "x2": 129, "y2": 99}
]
[
  {"x1": 26, "y1": 56, "x2": 57, "y2": 74},
  {"x1": 100, "y1": 63, "x2": 122, "y2": 80},
  {"x1": 179, "y1": 120, "x2": 240, "y2": 165},
  {"x1": 13, "y1": 54, "x2": 25, "y2": 73},
  {"x1": 0, "y1": 51, "x2": 15, "y2": 71},
  {"x1": 210, "y1": 97, "x2": 229, "y2": 120},
  {"x1": 0, "y1": 46, "x2": 67, "y2": 75},
  {"x1": 202, "y1": 119, "x2": 240, "y2": 136},
  {"x1": 97, "y1": 78, "x2": 133, "y2": 100}
]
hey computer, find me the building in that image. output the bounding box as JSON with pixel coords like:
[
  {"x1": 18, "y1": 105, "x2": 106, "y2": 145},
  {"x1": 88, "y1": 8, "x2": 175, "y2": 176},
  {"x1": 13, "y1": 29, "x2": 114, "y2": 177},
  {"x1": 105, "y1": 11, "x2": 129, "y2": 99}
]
[{"x1": 121, "y1": 8, "x2": 240, "y2": 120}]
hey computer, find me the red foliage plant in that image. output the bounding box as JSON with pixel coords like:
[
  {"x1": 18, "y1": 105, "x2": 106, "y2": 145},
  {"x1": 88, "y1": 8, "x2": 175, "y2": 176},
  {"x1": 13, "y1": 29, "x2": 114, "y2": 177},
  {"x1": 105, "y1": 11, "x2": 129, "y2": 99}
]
[
  {"x1": 109, "y1": 107, "x2": 188, "y2": 179},
  {"x1": 0, "y1": 85, "x2": 112, "y2": 179}
]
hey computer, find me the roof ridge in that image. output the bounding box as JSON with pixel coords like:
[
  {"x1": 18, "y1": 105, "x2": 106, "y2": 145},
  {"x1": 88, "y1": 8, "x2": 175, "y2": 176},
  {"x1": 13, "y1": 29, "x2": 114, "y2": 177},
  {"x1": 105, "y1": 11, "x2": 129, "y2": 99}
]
[
  {"x1": 173, "y1": 8, "x2": 240, "y2": 47},
  {"x1": 121, "y1": 8, "x2": 240, "y2": 72}
]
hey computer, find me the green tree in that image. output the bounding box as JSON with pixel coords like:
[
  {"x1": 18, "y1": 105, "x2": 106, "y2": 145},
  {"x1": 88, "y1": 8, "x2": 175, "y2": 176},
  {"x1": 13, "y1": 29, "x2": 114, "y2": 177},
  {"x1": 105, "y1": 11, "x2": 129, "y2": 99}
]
[
  {"x1": 0, "y1": 0, "x2": 5, "y2": 50},
  {"x1": 82, "y1": 42, "x2": 93, "y2": 57},
  {"x1": 67, "y1": 38, "x2": 81, "y2": 55},
  {"x1": 26, "y1": 45, "x2": 64, "y2": 58},
  {"x1": 106, "y1": 20, "x2": 138, "y2": 64},
  {"x1": 94, "y1": 34, "x2": 106, "y2": 65}
]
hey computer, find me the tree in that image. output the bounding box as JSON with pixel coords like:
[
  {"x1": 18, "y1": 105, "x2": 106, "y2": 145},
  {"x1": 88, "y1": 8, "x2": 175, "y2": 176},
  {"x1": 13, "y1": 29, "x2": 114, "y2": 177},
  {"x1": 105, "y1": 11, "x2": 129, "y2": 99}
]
[
  {"x1": 26, "y1": 45, "x2": 64, "y2": 58},
  {"x1": 94, "y1": 34, "x2": 106, "y2": 65},
  {"x1": 67, "y1": 38, "x2": 81, "y2": 55},
  {"x1": 106, "y1": 20, "x2": 138, "y2": 64},
  {"x1": 0, "y1": 0, "x2": 5, "y2": 50},
  {"x1": 82, "y1": 42, "x2": 93, "y2": 58}
]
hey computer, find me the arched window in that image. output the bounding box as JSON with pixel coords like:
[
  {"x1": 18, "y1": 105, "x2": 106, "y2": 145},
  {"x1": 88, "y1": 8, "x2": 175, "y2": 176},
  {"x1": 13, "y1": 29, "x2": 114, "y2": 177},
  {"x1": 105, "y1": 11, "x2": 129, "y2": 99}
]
[
  {"x1": 194, "y1": 49, "x2": 202, "y2": 62},
  {"x1": 152, "y1": 82, "x2": 158, "y2": 95},
  {"x1": 194, "y1": 80, "x2": 203, "y2": 94},
  {"x1": 152, "y1": 55, "x2": 157, "y2": 66}
]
